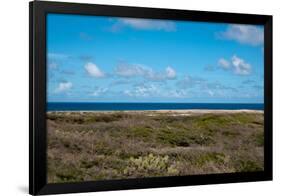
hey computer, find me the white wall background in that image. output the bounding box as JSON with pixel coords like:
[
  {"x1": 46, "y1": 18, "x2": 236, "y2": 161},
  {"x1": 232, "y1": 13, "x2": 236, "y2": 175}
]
[{"x1": 0, "y1": 0, "x2": 279, "y2": 195}]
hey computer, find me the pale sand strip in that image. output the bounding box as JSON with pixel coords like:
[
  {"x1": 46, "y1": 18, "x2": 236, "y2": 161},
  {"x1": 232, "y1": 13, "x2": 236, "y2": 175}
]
[
  {"x1": 149, "y1": 109, "x2": 263, "y2": 116},
  {"x1": 47, "y1": 109, "x2": 263, "y2": 116},
  {"x1": 153, "y1": 109, "x2": 263, "y2": 114}
]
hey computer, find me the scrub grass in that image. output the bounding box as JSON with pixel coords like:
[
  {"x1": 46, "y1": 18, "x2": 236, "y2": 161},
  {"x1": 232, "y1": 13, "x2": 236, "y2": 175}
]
[{"x1": 47, "y1": 110, "x2": 264, "y2": 183}]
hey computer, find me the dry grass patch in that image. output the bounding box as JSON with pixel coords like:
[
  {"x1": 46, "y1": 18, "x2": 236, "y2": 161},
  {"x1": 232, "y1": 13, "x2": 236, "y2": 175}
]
[{"x1": 47, "y1": 111, "x2": 264, "y2": 183}]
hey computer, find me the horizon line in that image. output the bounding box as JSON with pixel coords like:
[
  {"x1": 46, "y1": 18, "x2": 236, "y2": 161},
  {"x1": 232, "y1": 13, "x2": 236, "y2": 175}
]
[{"x1": 47, "y1": 102, "x2": 264, "y2": 104}]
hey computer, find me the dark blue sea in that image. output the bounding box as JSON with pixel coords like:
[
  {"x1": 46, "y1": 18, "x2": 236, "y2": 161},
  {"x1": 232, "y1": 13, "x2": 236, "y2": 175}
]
[{"x1": 47, "y1": 102, "x2": 264, "y2": 111}]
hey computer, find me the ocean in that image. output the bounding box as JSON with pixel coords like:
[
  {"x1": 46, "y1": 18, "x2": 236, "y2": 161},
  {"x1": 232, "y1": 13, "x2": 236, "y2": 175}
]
[{"x1": 47, "y1": 102, "x2": 264, "y2": 111}]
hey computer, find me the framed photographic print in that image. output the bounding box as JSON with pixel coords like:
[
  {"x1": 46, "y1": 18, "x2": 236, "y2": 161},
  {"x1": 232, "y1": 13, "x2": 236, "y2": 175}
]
[{"x1": 29, "y1": 1, "x2": 272, "y2": 195}]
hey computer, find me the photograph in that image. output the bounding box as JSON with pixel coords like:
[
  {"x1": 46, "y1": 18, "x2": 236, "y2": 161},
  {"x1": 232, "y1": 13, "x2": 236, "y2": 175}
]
[{"x1": 46, "y1": 13, "x2": 264, "y2": 183}]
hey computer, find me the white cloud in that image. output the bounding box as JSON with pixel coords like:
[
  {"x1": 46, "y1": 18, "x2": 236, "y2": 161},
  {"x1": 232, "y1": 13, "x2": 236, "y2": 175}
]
[
  {"x1": 169, "y1": 89, "x2": 189, "y2": 98},
  {"x1": 231, "y1": 55, "x2": 251, "y2": 75},
  {"x1": 176, "y1": 75, "x2": 238, "y2": 99},
  {"x1": 218, "y1": 58, "x2": 230, "y2": 70},
  {"x1": 115, "y1": 64, "x2": 176, "y2": 81},
  {"x1": 85, "y1": 62, "x2": 105, "y2": 78},
  {"x1": 91, "y1": 87, "x2": 108, "y2": 96},
  {"x1": 113, "y1": 18, "x2": 176, "y2": 32},
  {"x1": 123, "y1": 90, "x2": 133, "y2": 97},
  {"x1": 47, "y1": 53, "x2": 69, "y2": 70},
  {"x1": 115, "y1": 64, "x2": 148, "y2": 77},
  {"x1": 124, "y1": 84, "x2": 159, "y2": 97},
  {"x1": 217, "y1": 55, "x2": 251, "y2": 75},
  {"x1": 166, "y1": 66, "x2": 176, "y2": 79},
  {"x1": 207, "y1": 90, "x2": 214, "y2": 97},
  {"x1": 55, "y1": 82, "x2": 72, "y2": 93},
  {"x1": 219, "y1": 24, "x2": 264, "y2": 46},
  {"x1": 135, "y1": 84, "x2": 157, "y2": 97},
  {"x1": 124, "y1": 83, "x2": 191, "y2": 99}
]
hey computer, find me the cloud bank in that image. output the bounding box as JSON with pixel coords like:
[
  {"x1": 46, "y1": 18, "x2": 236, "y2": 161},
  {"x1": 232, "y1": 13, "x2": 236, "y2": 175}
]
[
  {"x1": 115, "y1": 63, "x2": 176, "y2": 81},
  {"x1": 85, "y1": 62, "x2": 105, "y2": 78},
  {"x1": 218, "y1": 24, "x2": 264, "y2": 46},
  {"x1": 55, "y1": 82, "x2": 72, "y2": 93},
  {"x1": 112, "y1": 18, "x2": 176, "y2": 32},
  {"x1": 218, "y1": 55, "x2": 252, "y2": 75}
]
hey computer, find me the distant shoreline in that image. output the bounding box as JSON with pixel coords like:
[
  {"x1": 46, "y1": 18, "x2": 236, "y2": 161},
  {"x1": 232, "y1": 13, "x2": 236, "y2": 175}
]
[{"x1": 47, "y1": 109, "x2": 263, "y2": 114}]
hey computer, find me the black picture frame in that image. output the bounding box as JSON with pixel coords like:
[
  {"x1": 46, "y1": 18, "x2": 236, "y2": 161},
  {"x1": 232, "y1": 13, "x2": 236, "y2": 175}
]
[{"x1": 29, "y1": 1, "x2": 273, "y2": 195}]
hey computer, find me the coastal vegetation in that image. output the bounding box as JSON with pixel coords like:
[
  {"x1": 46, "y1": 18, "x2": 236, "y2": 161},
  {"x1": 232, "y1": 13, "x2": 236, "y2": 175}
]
[{"x1": 47, "y1": 110, "x2": 264, "y2": 183}]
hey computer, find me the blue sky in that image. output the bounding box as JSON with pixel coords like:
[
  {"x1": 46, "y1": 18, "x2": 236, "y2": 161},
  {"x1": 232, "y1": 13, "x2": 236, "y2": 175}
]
[{"x1": 47, "y1": 13, "x2": 264, "y2": 103}]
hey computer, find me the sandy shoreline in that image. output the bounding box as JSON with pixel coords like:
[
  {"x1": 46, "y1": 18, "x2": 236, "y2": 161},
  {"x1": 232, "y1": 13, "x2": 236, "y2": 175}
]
[{"x1": 47, "y1": 109, "x2": 263, "y2": 115}]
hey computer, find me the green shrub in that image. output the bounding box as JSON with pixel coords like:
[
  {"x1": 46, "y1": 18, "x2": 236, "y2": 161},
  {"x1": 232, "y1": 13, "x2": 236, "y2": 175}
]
[
  {"x1": 195, "y1": 152, "x2": 226, "y2": 166},
  {"x1": 254, "y1": 132, "x2": 264, "y2": 146},
  {"x1": 55, "y1": 165, "x2": 83, "y2": 182},
  {"x1": 222, "y1": 130, "x2": 240, "y2": 137},
  {"x1": 156, "y1": 129, "x2": 190, "y2": 147},
  {"x1": 130, "y1": 127, "x2": 152, "y2": 139},
  {"x1": 232, "y1": 113, "x2": 259, "y2": 124},
  {"x1": 195, "y1": 115, "x2": 231, "y2": 128},
  {"x1": 123, "y1": 154, "x2": 179, "y2": 176},
  {"x1": 236, "y1": 160, "x2": 263, "y2": 172}
]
